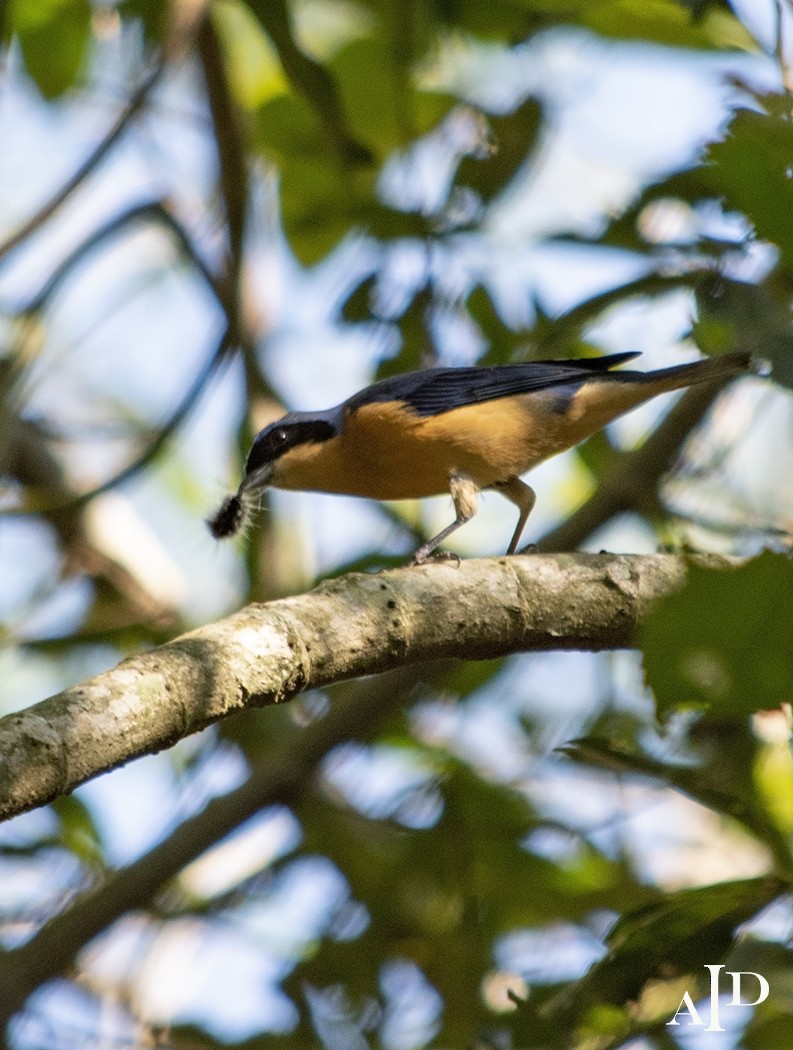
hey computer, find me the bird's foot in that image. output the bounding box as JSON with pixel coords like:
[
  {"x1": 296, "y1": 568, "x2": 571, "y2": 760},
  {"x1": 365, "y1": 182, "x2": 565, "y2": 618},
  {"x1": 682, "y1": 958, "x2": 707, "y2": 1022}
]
[
  {"x1": 409, "y1": 548, "x2": 461, "y2": 568},
  {"x1": 515, "y1": 543, "x2": 538, "y2": 555}
]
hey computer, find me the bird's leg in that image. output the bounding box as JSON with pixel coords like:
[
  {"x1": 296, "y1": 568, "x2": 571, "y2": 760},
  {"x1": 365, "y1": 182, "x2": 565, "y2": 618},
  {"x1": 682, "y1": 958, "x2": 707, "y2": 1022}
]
[
  {"x1": 493, "y1": 477, "x2": 537, "y2": 554},
  {"x1": 409, "y1": 472, "x2": 479, "y2": 566}
]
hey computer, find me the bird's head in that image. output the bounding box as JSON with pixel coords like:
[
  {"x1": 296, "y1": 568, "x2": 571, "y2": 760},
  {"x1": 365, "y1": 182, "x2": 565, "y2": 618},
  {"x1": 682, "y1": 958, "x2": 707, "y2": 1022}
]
[
  {"x1": 241, "y1": 411, "x2": 339, "y2": 492},
  {"x1": 207, "y1": 409, "x2": 340, "y2": 540}
]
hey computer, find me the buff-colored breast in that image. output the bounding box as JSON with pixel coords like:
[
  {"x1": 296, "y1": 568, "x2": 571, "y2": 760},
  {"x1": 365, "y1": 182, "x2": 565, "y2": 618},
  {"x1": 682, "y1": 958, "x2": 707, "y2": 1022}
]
[{"x1": 270, "y1": 395, "x2": 572, "y2": 499}]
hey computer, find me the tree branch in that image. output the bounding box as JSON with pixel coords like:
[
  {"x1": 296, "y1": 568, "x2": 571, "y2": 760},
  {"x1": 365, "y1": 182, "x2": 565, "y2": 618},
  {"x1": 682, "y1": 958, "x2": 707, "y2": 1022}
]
[
  {"x1": 0, "y1": 552, "x2": 710, "y2": 823},
  {"x1": 197, "y1": 14, "x2": 248, "y2": 294}
]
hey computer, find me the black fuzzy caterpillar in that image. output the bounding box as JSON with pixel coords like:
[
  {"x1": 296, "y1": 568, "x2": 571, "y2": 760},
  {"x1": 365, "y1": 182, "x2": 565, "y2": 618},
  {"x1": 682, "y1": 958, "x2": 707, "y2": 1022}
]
[{"x1": 207, "y1": 492, "x2": 246, "y2": 539}]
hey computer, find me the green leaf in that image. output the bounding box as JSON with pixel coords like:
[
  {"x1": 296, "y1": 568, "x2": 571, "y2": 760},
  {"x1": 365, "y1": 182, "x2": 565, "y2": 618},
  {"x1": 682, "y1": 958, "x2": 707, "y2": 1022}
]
[
  {"x1": 212, "y1": 0, "x2": 285, "y2": 109},
  {"x1": 408, "y1": 0, "x2": 547, "y2": 42},
  {"x1": 9, "y1": 0, "x2": 91, "y2": 97},
  {"x1": 693, "y1": 273, "x2": 793, "y2": 392},
  {"x1": 408, "y1": 0, "x2": 752, "y2": 49},
  {"x1": 579, "y1": 0, "x2": 755, "y2": 49},
  {"x1": 330, "y1": 35, "x2": 455, "y2": 159},
  {"x1": 377, "y1": 284, "x2": 434, "y2": 376},
  {"x1": 705, "y1": 102, "x2": 793, "y2": 272},
  {"x1": 641, "y1": 552, "x2": 793, "y2": 719},
  {"x1": 607, "y1": 876, "x2": 779, "y2": 970},
  {"x1": 254, "y1": 93, "x2": 378, "y2": 262},
  {"x1": 744, "y1": 1013, "x2": 793, "y2": 1050},
  {"x1": 245, "y1": 0, "x2": 373, "y2": 166},
  {"x1": 340, "y1": 272, "x2": 379, "y2": 324},
  {"x1": 572, "y1": 875, "x2": 782, "y2": 1010},
  {"x1": 456, "y1": 97, "x2": 543, "y2": 205},
  {"x1": 120, "y1": 0, "x2": 166, "y2": 44},
  {"x1": 51, "y1": 794, "x2": 105, "y2": 868},
  {"x1": 560, "y1": 736, "x2": 753, "y2": 822},
  {"x1": 572, "y1": 429, "x2": 616, "y2": 478},
  {"x1": 464, "y1": 285, "x2": 525, "y2": 364}
]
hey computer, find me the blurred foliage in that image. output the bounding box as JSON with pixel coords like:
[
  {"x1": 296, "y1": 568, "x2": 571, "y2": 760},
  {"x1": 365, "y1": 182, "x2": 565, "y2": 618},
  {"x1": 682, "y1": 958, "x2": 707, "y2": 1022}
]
[
  {"x1": 4, "y1": 0, "x2": 92, "y2": 97},
  {"x1": 642, "y1": 551, "x2": 793, "y2": 719},
  {"x1": 2, "y1": 0, "x2": 793, "y2": 1049}
]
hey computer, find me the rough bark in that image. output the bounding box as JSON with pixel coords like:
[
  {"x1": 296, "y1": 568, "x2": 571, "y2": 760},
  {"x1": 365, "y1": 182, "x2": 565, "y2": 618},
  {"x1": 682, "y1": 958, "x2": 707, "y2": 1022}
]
[{"x1": 0, "y1": 552, "x2": 711, "y2": 823}]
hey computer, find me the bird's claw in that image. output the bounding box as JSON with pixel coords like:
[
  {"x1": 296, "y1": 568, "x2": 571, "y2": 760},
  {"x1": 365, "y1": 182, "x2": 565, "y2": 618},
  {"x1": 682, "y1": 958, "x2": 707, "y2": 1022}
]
[{"x1": 409, "y1": 549, "x2": 461, "y2": 568}]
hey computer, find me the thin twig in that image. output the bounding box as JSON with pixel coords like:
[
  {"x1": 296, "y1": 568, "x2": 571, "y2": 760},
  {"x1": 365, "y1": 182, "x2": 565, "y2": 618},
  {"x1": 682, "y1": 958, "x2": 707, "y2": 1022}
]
[
  {"x1": 0, "y1": 63, "x2": 165, "y2": 262},
  {"x1": 19, "y1": 199, "x2": 225, "y2": 315},
  {"x1": 56, "y1": 322, "x2": 233, "y2": 509}
]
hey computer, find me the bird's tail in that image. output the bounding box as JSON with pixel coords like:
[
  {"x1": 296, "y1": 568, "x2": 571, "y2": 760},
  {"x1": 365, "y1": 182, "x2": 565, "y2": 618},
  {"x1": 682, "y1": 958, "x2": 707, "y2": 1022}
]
[
  {"x1": 619, "y1": 350, "x2": 754, "y2": 392},
  {"x1": 570, "y1": 350, "x2": 755, "y2": 437}
]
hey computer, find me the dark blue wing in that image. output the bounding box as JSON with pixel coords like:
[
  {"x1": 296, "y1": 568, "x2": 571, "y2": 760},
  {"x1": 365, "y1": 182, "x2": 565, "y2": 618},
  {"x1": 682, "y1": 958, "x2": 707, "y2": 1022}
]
[{"x1": 344, "y1": 352, "x2": 641, "y2": 418}]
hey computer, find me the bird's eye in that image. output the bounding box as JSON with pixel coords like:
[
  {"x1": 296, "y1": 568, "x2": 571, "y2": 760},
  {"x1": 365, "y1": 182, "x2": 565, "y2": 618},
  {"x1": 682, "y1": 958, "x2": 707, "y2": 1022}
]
[{"x1": 273, "y1": 428, "x2": 288, "y2": 445}]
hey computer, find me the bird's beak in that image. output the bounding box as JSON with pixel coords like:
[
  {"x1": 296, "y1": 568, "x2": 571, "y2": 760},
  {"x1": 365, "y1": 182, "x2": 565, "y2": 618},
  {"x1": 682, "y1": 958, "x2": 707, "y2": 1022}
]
[{"x1": 241, "y1": 461, "x2": 274, "y2": 493}]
